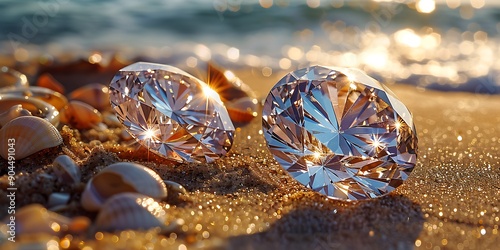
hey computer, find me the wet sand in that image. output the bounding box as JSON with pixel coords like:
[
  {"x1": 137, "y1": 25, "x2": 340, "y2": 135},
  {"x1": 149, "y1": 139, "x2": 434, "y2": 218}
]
[{"x1": 0, "y1": 65, "x2": 499, "y2": 249}]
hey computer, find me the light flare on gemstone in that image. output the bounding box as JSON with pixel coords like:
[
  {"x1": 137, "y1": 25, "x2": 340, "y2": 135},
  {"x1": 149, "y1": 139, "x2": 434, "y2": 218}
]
[
  {"x1": 109, "y1": 62, "x2": 235, "y2": 163},
  {"x1": 262, "y1": 65, "x2": 418, "y2": 200}
]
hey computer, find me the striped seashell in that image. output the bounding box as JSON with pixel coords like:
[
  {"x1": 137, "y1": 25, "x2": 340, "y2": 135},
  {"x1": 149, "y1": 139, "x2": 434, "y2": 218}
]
[
  {"x1": 94, "y1": 193, "x2": 166, "y2": 232},
  {"x1": 0, "y1": 116, "x2": 62, "y2": 160},
  {"x1": 81, "y1": 162, "x2": 168, "y2": 211}
]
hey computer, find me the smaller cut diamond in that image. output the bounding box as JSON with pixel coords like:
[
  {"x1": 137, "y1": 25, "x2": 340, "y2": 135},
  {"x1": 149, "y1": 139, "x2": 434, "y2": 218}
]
[
  {"x1": 109, "y1": 62, "x2": 235, "y2": 163},
  {"x1": 262, "y1": 66, "x2": 418, "y2": 200}
]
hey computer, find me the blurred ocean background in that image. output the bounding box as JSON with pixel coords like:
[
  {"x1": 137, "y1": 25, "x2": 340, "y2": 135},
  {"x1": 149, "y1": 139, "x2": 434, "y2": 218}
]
[{"x1": 0, "y1": 0, "x2": 499, "y2": 94}]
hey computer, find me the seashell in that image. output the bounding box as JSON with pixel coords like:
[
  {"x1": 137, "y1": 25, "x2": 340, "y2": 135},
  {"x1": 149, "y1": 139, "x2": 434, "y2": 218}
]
[
  {"x1": 47, "y1": 192, "x2": 71, "y2": 208},
  {"x1": 226, "y1": 97, "x2": 259, "y2": 124},
  {"x1": 2, "y1": 204, "x2": 72, "y2": 236},
  {"x1": 60, "y1": 100, "x2": 102, "y2": 129},
  {"x1": 0, "y1": 94, "x2": 59, "y2": 126},
  {"x1": 163, "y1": 180, "x2": 188, "y2": 196},
  {"x1": 69, "y1": 83, "x2": 110, "y2": 111},
  {"x1": 36, "y1": 72, "x2": 65, "y2": 94},
  {"x1": 52, "y1": 155, "x2": 81, "y2": 184},
  {"x1": 0, "y1": 116, "x2": 63, "y2": 160},
  {"x1": 0, "y1": 104, "x2": 32, "y2": 127},
  {"x1": 81, "y1": 162, "x2": 167, "y2": 211},
  {"x1": 94, "y1": 193, "x2": 166, "y2": 232},
  {"x1": 207, "y1": 63, "x2": 258, "y2": 124},
  {"x1": 0, "y1": 86, "x2": 68, "y2": 111},
  {"x1": 102, "y1": 111, "x2": 122, "y2": 127}
]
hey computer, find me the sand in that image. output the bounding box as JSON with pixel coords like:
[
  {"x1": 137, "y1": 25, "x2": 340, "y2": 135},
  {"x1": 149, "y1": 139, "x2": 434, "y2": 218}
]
[{"x1": 0, "y1": 65, "x2": 499, "y2": 250}]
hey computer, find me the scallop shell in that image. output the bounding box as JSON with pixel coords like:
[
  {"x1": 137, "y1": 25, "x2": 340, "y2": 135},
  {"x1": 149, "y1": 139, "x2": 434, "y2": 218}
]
[
  {"x1": 0, "y1": 116, "x2": 63, "y2": 160},
  {"x1": 69, "y1": 83, "x2": 110, "y2": 111},
  {"x1": 0, "y1": 105, "x2": 32, "y2": 127},
  {"x1": 60, "y1": 100, "x2": 102, "y2": 129},
  {"x1": 4, "y1": 204, "x2": 72, "y2": 236},
  {"x1": 81, "y1": 162, "x2": 168, "y2": 211},
  {"x1": 94, "y1": 193, "x2": 166, "y2": 232},
  {"x1": 52, "y1": 155, "x2": 81, "y2": 184}
]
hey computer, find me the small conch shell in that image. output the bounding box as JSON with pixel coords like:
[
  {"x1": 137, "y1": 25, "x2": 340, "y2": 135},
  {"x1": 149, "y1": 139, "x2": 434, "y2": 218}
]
[
  {"x1": 1, "y1": 204, "x2": 71, "y2": 236},
  {"x1": 0, "y1": 105, "x2": 32, "y2": 127},
  {"x1": 94, "y1": 193, "x2": 166, "y2": 232},
  {"x1": 60, "y1": 100, "x2": 102, "y2": 129},
  {"x1": 52, "y1": 155, "x2": 81, "y2": 184},
  {"x1": 0, "y1": 116, "x2": 63, "y2": 160},
  {"x1": 69, "y1": 83, "x2": 110, "y2": 111},
  {"x1": 81, "y1": 162, "x2": 168, "y2": 211}
]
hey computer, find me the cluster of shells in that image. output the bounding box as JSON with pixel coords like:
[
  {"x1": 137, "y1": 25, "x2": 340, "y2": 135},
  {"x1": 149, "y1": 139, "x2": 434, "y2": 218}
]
[{"x1": 0, "y1": 62, "x2": 257, "y2": 241}]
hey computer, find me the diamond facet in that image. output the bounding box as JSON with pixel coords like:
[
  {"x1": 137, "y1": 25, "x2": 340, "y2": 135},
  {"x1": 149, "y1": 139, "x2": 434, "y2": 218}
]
[
  {"x1": 109, "y1": 62, "x2": 235, "y2": 163},
  {"x1": 262, "y1": 66, "x2": 418, "y2": 200}
]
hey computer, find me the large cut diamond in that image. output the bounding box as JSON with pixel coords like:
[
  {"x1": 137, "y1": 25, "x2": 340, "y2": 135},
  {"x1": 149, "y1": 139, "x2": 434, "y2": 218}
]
[
  {"x1": 109, "y1": 62, "x2": 235, "y2": 163},
  {"x1": 262, "y1": 66, "x2": 417, "y2": 200}
]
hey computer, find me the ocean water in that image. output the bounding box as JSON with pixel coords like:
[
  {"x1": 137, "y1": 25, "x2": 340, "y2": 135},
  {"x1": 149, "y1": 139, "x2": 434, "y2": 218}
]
[{"x1": 0, "y1": 0, "x2": 499, "y2": 94}]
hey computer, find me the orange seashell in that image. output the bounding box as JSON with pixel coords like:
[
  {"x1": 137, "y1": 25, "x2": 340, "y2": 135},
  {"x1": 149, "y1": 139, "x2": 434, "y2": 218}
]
[
  {"x1": 69, "y1": 83, "x2": 110, "y2": 111},
  {"x1": 36, "y1": 73, "x2": 65, "y2": 94},
  {"x1": 60, "y1": 100, "x2": 102, "y2": 129}
]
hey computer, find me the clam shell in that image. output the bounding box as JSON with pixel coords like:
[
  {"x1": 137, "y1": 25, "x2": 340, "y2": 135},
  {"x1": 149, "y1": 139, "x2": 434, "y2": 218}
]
[
  {"x1": 52, "y1": 155, "x2": 81, "y2": 184},
  {"x1": 69, "y1": 83, "x2": 110, "y2": 111},
  {"x1": 0, "y1": 104, "x2": 32, "y2": 127},
  {"x1": 60, "y1": 100, "x2": 102, "y2": 129},
  {"x1": 94, "y1": 193, "x2": 166, "y2": 232},
  {"x1": 81, "y1": 162, "x2": 168, "y2": 211},
  {"x1": 3, "y1": 204, "x2": 72, "y2": 236},
  {"x1": 0, "y1": 116, "x2": 63, "y2": 160}
]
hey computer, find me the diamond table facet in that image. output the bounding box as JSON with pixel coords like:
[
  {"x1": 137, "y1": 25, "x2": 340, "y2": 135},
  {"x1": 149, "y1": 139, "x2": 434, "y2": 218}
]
[
  {"x1": 109, "y1": 62, "x2": 235, "y2": 163},
  {"x1": 262, "y1": 66, "x2": 418, "y2": 200}
]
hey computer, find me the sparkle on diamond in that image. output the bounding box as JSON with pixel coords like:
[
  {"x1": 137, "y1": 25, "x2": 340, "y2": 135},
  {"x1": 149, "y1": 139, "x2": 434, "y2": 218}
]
[
  {"x1": 262, "y1": 66, "x2": 418, "y2": 200},
  {"x1": 109, "y1": 62, "x2": 235, "y2": 163}
]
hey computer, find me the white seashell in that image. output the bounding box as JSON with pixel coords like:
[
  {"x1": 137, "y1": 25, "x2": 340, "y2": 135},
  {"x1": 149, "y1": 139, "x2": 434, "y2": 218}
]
[
  {"x1": 60, "y1": 100, "x2": 102, "y2": 129},
  {"x1": 94, "y1": 193, "x2": 166, "y2": 232},
  {"x1": 52, "y1": 155, "x2": 81, "y2": 184},
  {"x1": 0, "y1": 116, "x2": 63, "y2": 160},
  {"x1": 81, "y1": 162, "x2": 168, "y2": 211},
  {"x1": 47, "y1": 192, "x2": 71, "y2": 208},
  {"x1": 0, "y1": 104, "x2": 32, "y2": 127},
  {"x1": 69, "y1": 83, "x2": 110, "y2": 111},
  {"x1": 2, "y1": 204, "x2": 72, "y2": 236}
]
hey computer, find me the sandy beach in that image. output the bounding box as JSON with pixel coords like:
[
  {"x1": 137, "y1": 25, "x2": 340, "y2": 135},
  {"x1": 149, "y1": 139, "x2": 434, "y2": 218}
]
[{"x1": 0, "y1": 62, "x2": 498, "y2": 250}]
